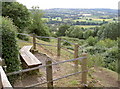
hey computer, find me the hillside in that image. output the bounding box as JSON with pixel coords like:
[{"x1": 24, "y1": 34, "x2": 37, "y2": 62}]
[{"x1": 14, "y1": 37, "x2": 118, "y2": 87}]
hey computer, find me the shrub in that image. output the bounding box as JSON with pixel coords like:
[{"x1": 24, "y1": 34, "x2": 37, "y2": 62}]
[
  {"x1": 86, "y1": 36, "x2": 98, "y2": 46},
  {"x1": 96, "y1": 38, "x2": 116, "y2": 48},
  {"x1": 84, "y1": 54, "x2": 105, "y2": 68},
  {"x1": 103, "y1": 46, "x2": 118, "y2": 71},
  {"x1": 1, "y1": 17, "x2": 21, "y2": 83}
]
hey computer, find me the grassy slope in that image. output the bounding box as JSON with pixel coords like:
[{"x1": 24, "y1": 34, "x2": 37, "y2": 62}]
[{"x1": 17, "y1": 37, "x2": 118, "y2": 87}]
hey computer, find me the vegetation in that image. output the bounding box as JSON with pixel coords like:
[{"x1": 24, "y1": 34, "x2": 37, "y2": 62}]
[
  {"x1": 2, "y1": 2, "x2": 30, "y2": 40},
  {"x1": 1, "y1": 1, "x2": 119, "y2": 85},
  {"x1": 1, "y1": 17, "x2": 21, "y2": 83},
  {"x1": 56, "y1": 24, "x2": 70, "y2": 36},
  {"x1": 28, "y1": 6, "x2": 50, "y2": 41}
]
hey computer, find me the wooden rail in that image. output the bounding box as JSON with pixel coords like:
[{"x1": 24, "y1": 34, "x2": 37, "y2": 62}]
[
  {"x1": 7, "y1": 57, "x2": 86, "y2": 76},
  {"x1": 7, "y1": 56, "x2": 87, "y2": 88}
]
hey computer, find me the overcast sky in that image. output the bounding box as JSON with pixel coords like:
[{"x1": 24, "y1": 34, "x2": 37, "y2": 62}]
[{"x1": 17, "y1": 0, "x2": 119, "y2": 9}]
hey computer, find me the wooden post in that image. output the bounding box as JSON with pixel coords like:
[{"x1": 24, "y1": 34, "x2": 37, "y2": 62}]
[
  {"x1": 57, "y1": 37, "x2": 61, "y2": 57},
  {"x1": 33, "y1": 33, "x2": 36, "y2": 50},
  {"x1": 81, "y1": 53, "x2": 87, "y2": 85},
  {"x1": 46, "y1": 59, "x2": 53, "y2": 89},
  {"x1": 0, "y1": 57, "x2": 2, "y2": 66},
  {"x1": 74, "y1": 43, "x2": 79, "y2": 70}
]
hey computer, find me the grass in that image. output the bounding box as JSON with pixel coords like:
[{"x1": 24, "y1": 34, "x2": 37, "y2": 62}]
[{"x1": 17, "y1": 36, "x2": 118, "y2": 87}]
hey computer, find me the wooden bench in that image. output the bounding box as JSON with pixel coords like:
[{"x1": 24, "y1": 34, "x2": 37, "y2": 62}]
[
  {"x1": 19, "y1": 45, "x2": 42, "y2": 67},
  {"x1": 0, "y1": 66, "x2": 13, "y2": 89}
]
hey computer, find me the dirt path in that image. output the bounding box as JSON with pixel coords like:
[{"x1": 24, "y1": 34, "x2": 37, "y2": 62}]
[
  {"x1": 14, "y1": 45, "x2": 81, "y2": 87},
  {"x1": 14, "y1": 51, "x2": 61, "y2": 87}
]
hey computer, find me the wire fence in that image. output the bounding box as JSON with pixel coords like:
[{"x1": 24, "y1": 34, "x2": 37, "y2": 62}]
[{"x1": 4, "y1": 33, "x2": 88, "y2": 88}]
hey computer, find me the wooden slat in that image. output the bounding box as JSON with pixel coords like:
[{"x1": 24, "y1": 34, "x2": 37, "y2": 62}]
[
  {"x1": 19, "y1": 45, "x2": 42, "y2": 67},
  {"x1": 0, "y1": 66, "x2": 13, "y2": 89},
  {"x1": 20, "y1": 45, "x2": 32, "y2": 52},
  {"x1": 25, "y1": 51, "x2": 42, "y2": 66}
]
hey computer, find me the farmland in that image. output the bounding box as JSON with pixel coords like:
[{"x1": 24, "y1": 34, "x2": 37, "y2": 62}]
[{"x1": 1, "y1": 2, "x2": 120, "y2": 88}]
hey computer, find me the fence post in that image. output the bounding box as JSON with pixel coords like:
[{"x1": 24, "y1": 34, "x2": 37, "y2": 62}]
[
  {"x1": 57, "y1": 37, "x2": 61, "y2": 57},
  {"x1": 81, "y1": 53, "x2": 87, "y2": 86},
  {"x1": 74, "y1": 43, "x2": 79, "y2": 71},
  {"x1": 46, "y1": 59, "x2": 53, "y2": 89},
  {"x1": 33, "y1": 33, "x2": 36, "y2": 50}
]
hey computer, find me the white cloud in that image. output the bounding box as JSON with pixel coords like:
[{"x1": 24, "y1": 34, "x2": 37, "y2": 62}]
[{"x1": 17, "y1": 0, "x2": 119, "y2": 9}]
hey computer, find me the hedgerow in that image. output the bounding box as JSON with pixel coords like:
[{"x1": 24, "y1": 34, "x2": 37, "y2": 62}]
[{"x1": 1, "y1": 17, "x2": 21, "y2": 83}]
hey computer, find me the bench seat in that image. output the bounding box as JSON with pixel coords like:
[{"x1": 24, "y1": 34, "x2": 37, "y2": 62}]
[{"x1": 19, "y1": 45, "x2": 42, "y2": 67}]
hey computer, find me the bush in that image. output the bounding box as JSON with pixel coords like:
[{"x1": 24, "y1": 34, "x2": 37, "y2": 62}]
[
  {"x1": 87, "y1": 54, "x2": 105, "y2": 68},
  {"x1": 96, "y1": 39, "x2": 116, "y2": 48},
  {"x1": 1, "y1": 17, "x2": 21, "y2": 83},
  {"x1": 103, "y1": 47, "x2": 118, "y2": 71},
  {"x1": 86, "y1": 36, "x2": 98, "y2": 46}
]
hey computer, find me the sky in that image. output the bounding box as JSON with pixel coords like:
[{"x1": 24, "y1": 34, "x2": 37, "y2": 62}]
[{"x1": 17, "y1": 0, "x2": 119, "y2": 9}]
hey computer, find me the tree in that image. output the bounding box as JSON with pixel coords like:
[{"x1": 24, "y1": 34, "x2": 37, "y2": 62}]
[
  {"x1": 83, "y1": 30, "x2": 94, "y2": 39},
  {"x1": 2, "y1": 2, "x2": 30, "y2": 32},
  {"x1": 86, "y1": 36, "x2": 98, "y2": 46},
  {"x1": 56, "y1": 24, "x2": 70, "y2": 36},
  {"x1": 97, "y1": 22, "x2": 119, "y2": 40},
  {"x1": 66, "y1": 26, "x2": 83, "y2": 39},
  {"x1": 29, "y1": 6, "x2": 50, "y2": 41}
]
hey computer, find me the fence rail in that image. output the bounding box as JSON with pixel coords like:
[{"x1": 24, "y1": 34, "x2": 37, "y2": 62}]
[
  {"x1": 36, "y1": 43, "x2": 57, "y2": 47},
  {"x1": 61, "y1": 39, "x2": 75, "y2": 45},
  {"x1": 7, "y1": 57, "x2": 86, "y2": 76},
  {"x1": 61, "y1": 47, "x2": 74, "y2": 54},
  {"x1": 25, "y1": 70, "x2": 87, "y2": 88},
  {"x1": 36, "y1": 35, "x2": 57, "y2": 39}
]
